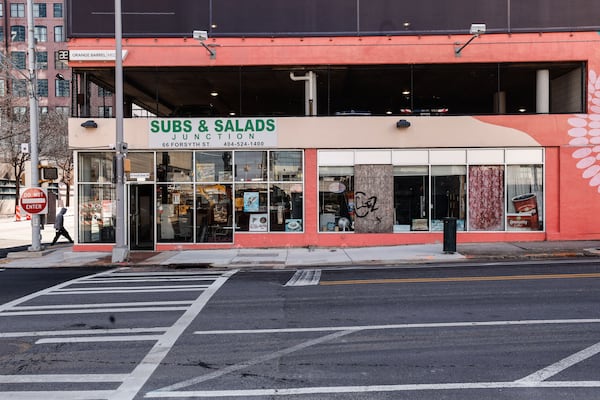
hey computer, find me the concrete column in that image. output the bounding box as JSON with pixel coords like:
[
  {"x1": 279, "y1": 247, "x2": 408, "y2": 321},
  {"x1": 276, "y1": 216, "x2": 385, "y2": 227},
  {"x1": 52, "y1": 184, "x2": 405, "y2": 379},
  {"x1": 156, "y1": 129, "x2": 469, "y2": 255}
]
[
  {"x1": 493, "y1": 91, "x2": 506, "y2": 114},
  {"x1": 536, "y1": 69, "x2": 550, "y2": 114}
]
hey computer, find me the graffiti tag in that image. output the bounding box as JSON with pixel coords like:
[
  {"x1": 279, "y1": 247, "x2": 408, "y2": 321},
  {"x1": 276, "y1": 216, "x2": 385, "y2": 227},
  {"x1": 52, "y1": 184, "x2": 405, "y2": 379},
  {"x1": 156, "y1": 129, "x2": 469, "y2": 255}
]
[{"x1": 354, "y1": 191, "x2": 379, "y2": 218}]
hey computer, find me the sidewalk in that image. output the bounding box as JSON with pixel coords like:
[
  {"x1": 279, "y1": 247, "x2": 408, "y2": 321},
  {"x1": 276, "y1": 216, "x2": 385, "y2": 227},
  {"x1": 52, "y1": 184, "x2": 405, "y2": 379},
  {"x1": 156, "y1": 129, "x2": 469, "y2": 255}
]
[
  {"x1": 1, "y1": 213, "x2": 599, "y2": 269},
  {"x1": 1, "y1": 237, "x2": 599, "y2": 269}
]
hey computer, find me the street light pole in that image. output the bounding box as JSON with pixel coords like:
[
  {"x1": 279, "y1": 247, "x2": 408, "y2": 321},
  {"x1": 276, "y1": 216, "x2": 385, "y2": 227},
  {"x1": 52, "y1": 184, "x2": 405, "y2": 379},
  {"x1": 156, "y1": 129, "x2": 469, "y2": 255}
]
[
  {"x1": 111, "y1": 0, "x2": 128, "y2": 262},
  {"x1": 26, "y1": 0, "x2": 42, "y2": 252}
]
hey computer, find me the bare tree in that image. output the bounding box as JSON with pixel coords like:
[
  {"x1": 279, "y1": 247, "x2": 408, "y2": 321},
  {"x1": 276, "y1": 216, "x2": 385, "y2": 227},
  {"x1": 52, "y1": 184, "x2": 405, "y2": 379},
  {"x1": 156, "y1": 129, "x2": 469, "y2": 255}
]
[
  {"x1": 0, "y1": 88, "x2": 31, "y2": 211},
  {"x1": 40, "y1": 111, "x2": 73, "y2": 207}
]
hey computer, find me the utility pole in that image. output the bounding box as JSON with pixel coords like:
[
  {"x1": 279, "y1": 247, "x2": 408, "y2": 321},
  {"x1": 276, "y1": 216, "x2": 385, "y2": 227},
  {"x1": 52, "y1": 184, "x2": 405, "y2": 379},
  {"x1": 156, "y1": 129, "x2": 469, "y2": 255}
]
[
  {"x1": 112, "y1": 0, "x2": 128, "y2": 262},
  {"x1": 26, "y1": 0, "x2": 42, "y2": 251}
]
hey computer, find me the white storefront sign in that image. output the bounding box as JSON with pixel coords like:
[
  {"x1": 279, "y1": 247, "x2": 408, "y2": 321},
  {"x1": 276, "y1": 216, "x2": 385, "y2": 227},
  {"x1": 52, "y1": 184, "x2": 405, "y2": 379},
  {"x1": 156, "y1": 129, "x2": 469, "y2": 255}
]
[
  {"x1": 69, "y1": 49, "x2": 129, "y2": 61},
  {"x1": 149, "y1": 118, "x2": 278, "y2": 149}
]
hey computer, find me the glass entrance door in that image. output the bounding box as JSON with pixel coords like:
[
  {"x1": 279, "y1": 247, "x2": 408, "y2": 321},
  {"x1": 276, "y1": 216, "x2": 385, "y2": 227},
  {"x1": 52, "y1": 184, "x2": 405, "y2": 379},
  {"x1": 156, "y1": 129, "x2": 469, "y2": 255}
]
[{"x1": 129, "y1": 184, "x2": 154, "y2": 250}]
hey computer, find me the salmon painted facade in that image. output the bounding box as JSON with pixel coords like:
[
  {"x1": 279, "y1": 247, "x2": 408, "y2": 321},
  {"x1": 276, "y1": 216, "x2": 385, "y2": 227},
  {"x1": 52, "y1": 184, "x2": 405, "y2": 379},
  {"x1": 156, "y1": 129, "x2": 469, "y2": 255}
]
[{"x1": 66, "y1": 6, "x2": 600, "y2": 251}]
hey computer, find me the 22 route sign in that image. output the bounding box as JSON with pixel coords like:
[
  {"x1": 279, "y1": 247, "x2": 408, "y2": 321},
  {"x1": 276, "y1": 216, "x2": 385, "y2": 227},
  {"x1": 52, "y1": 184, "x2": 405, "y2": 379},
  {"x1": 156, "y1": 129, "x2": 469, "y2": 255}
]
[{"x1": 20, "y1": 187, "x2": 48, "y2": 214}]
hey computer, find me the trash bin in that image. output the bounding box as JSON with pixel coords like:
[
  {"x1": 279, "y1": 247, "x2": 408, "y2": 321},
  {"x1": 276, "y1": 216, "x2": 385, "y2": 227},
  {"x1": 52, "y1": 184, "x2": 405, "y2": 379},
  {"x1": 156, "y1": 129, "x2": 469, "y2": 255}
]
[{"x1": 443, "y1": 217, "x2": 457, "y2": 253}]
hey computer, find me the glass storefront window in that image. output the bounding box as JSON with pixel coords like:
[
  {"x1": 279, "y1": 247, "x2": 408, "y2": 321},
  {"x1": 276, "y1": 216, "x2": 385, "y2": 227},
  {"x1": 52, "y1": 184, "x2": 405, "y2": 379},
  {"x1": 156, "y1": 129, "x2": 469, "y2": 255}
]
[
  {"x1": 235, "y1": 183, "x2": 269, "y2": 231},
  {"x1": 506, "y1": 165, "x2": 543, "y2": 231},
  {"x1": 78, "y1": 184, "x2": 115, "y2": 243},
  {"x1": 270, "y1": 151, "x2": 303, "y2": 181},
  {"x1": 393, "y1": 166, "x2": 429, "y2": 231},
  {"x1": 156, "y1": 152, "x2": 193, "y2": 182},
  {"x1": 196, "y1": 184, "x2": 233, "y2": 242},
  {"x1": 78, "y1": 152, "x2": 113, "y2": 183},
  {"x1": 126, "y1": 152, "x2": 155, "y2": 182},
  {"x1": 270, "y1": 183, "x2": 303, "y2": 232},
  {"x1": 195, "y1": 151, "x2": 233, "y2": 182},
  {"x1": 319, "y1": 167, "x2": 354, "y2": 232},
  {"x1": 156, "y1": 184, "x2": 194, "y2": 242},
  {"x1": 431, "y1": 166, "x2": 467, "y2": 231},
  {"x1": 468, "y1": 166, "x2": 505, "y2": 231},
  {"x1": 235, "y1": 151, "x2": 267, "y2": 182}
]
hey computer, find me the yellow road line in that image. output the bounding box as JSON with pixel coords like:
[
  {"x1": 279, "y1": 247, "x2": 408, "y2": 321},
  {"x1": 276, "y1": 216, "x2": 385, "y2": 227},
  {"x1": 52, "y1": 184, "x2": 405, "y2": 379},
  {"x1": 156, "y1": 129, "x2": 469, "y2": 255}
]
[{"x1": 320, "y1": 273, "x2": 600, "y2": 286}]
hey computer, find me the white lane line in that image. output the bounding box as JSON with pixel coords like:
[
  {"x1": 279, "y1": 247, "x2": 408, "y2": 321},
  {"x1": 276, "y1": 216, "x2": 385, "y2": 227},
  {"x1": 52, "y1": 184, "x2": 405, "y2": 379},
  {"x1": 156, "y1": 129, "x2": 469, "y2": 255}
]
[
  {"x1": 11, "y1": 301, "x2": 193, "y2": 310},
  {"x1": 146, "y1": 381, "x2": 600, "y2": 398},
  {"x1": 0, "y1": 390, "x2": 115, "y2": 399},
  {"x1": 0, "y1": 269, "x2": 117, "y2": 312},
  {"x1": 0, "y1": 327, "x2": 168, "y2": 338},
  {"x1": 194, "y1": 318, "x2": 600, "y2": 335},
  {"x1": 111, "y1": 270, "x2": 238, "y2": 400},
  {"x1": 155, "y1": 330, "x2": 355, "y2": 393},
  {"x1": 0, "y1": 374, "x2": 126, "y2": 383},
  {"x1": 516, "y1": 341, "x2": 600, "y2": 383},
  {"x1": 284, "y1": 269, "x2": 321, "y2": 286},
  {"x1": 1, "y1": 306, "x2": 188, "y2": 316},
  {"x1": 36, "y1": 335, "x2": 163, "y2": 344}
]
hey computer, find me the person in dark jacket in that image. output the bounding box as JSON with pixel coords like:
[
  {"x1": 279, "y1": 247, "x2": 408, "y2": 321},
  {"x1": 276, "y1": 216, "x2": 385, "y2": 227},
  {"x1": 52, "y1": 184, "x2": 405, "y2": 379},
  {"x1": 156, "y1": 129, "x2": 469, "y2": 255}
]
[{"x1": 51, "y1": 207, "x2": 74, "y2": 245}]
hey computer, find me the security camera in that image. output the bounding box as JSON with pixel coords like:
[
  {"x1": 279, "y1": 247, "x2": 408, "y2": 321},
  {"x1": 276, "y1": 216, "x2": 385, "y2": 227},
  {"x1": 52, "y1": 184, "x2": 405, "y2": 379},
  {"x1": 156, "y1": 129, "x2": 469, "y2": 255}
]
[
  {"x1": 193, "y1": 30, "x2": 208, "y2": 42},
  {"x1": 469, "y1": 23, "x2": 486, "y2": 35}
]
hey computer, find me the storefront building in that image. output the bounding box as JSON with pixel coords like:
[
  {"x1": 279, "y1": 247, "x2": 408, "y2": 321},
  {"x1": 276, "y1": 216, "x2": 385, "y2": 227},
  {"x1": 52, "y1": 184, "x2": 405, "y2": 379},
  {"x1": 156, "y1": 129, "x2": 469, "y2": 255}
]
[{"x1": 66, "y1": 0, "x2": 600, "y2": 251}]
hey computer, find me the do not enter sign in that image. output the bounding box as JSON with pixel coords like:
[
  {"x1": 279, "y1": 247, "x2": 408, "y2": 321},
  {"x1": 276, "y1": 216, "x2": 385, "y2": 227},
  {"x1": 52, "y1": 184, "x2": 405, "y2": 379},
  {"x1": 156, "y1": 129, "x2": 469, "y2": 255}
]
[{"x1": 20, "y1": 187, "x2": 48, "y2": 214}]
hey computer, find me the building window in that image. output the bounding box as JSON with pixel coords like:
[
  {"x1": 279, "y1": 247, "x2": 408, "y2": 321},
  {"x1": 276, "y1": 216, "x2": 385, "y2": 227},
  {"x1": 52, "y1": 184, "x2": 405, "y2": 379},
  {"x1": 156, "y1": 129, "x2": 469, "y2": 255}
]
[
  {"x1": 77, "y1": 152, "x2": 116, "y2": 243},
  {"x1": 37, "y1": 79, "x2": 48, "y2": 97},
  {"x1": 506, "y1": 165, "x2": 543, "y2": 231},
  {"x1": 431, "y1": 166, "x2": 467, "y2": 231},
  {"x1": 98, "y1": 106, "x2": 113, "y2": 117},
  {"x1": 0, "y1": 29, "x2": 4, "y2": 42},
  {"x1": 0, "y1": 3, "x2": 3, "y2": 17},
  {"x1": 54, "y1": 51, "x2": 68, "y2": 69},
  {"x1": 12, "y1": 79, "x2": 28, "y2": 97},
  {"x1": 53, "y1": 25, "x2": 64, "y2": 42},
  {"x1": 11, "y1": 51, "x2": 26, "y2": 69},
  {"x1": 36, "y1": 79, "x2": 48, "y2": 97},
  {"x1": 468, "y1": 166, "x2": 505, "y2": 231},
  {"x1": 55, "y1": 79, "x2": 69, "y2": 97},
  {"x1": 10, "y1": 25, "x2": 25, "y2": 42},
  {"x1": 13, "y1": 106, "x2": 27, "y2": 116},
  {"x1": 53, "y1": 3, "x2": 62, "y2": 17},
  {"x1": 0, "y1": 79, "x2": 5, "y2": 96},
  {"x1": 33, "y1": 3, "x2": 46, "y2": 17},
  {"x1": 393, "y1": 166, "x2": 429, "y2": 231},
  {"x1": 34, "y1": 25, "x2": 47, "y2": 42},
  {"x1": 36, "y1": 51, "x2": 47, "y2": 69},
  {"x1": 10, "y1": 3, "x2": 25, "y2": 18},
  {"x1": 55, "y1": 106, "x2": 69, "y2": 115},
  {"x1": 319, "y1": 166, "x2": 355, "y2": 232},
  {"x1": 39, "y1": 106, "x2": 48, "y2": 114},
  {"x1": 98, "y1": 87, "x2": 112, "y2": 97},
  {"x1": 195, "y1": 151, "x2": 233, "y2": 242}
]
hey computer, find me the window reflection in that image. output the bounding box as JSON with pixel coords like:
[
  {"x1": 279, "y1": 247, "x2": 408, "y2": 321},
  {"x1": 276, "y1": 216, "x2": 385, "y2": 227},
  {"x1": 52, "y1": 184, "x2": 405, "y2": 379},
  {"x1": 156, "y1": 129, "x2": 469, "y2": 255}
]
[{"x1": 319, "y1": 167, "x2": 354, "y2": 232}]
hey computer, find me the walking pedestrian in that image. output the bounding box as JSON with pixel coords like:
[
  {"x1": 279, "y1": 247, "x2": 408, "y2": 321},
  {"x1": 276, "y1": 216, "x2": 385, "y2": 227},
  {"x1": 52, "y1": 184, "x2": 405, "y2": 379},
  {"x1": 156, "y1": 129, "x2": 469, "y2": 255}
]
[{"x1": 51, "y1": 207, "x2": 74, "y2": 245}]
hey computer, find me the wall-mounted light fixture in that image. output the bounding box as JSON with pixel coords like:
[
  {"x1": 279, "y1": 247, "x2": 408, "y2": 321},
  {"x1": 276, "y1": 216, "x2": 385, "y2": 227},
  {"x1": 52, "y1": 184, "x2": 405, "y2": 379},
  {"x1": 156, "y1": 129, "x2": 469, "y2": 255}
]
[
  {"x1": 396, "y1": 119, "x2": 411, "y2": 129},
  {"x1": 193, "y1": 30, "x2": 216, "y2": 59},
  {"x1": 81, "y1": 120, "x2": 98, "y2": 129},
  {"x1": 454, "y1": 23, "x2": 486, "y2": 56}
]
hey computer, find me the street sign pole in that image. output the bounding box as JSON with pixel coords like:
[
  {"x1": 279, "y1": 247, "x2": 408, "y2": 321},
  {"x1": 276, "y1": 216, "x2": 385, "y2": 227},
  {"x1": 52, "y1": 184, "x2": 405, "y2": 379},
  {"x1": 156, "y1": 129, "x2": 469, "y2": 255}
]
[{"x1": 26, "y1": 0, "x2": 42, "y2": 252}]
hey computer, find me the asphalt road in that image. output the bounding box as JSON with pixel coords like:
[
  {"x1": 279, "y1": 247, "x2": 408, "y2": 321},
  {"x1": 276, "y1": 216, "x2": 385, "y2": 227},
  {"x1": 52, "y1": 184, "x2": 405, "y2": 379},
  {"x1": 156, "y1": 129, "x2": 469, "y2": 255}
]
[{"x1": 0, "y1": 260, "x2": 599, "y2": 399}]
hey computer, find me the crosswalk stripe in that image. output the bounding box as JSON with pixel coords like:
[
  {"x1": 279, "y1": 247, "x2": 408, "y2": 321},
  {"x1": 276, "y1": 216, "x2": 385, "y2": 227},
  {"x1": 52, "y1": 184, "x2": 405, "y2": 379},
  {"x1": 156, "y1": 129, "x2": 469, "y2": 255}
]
[{"x1": 285, "y1": 269, "x2": 321, "y2": 286}]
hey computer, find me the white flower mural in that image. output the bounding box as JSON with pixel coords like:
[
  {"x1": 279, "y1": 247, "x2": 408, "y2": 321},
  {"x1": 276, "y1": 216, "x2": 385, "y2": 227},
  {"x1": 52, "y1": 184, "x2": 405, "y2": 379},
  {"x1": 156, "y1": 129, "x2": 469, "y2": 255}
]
[{"x1": 568, "y1": 70, "x2": 600, "y2": 192}]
